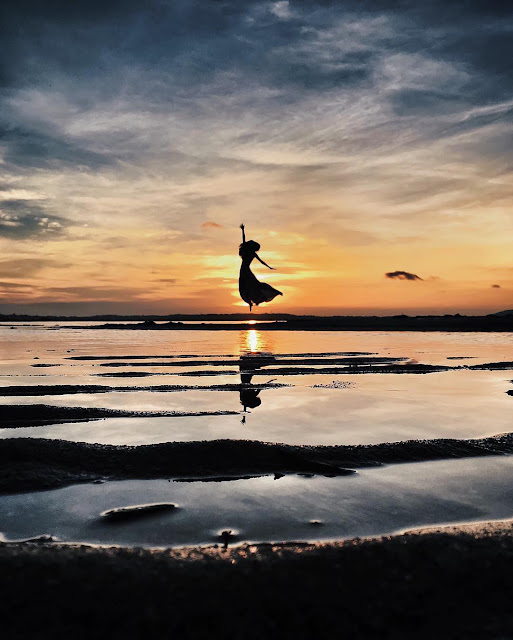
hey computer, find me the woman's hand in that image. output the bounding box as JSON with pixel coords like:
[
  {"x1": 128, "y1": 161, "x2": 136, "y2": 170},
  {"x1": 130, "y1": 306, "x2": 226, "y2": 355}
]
[{"x1": 240, "y1": 223, "x2": 245, "y2": 230}]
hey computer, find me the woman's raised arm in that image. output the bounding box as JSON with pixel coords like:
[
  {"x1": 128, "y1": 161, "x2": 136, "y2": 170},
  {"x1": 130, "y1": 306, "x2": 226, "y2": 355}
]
[
  {"x1": 255, "y1": 253, "x2": 275, "y2": 270},
  {"x1": 240, "y1": 223, "x2": 246, "y2": 243}
]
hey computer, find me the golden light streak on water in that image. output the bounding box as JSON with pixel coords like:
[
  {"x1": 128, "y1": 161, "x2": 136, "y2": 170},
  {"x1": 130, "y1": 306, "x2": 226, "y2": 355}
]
[
  {"x1": 238, "y1": 328, "x2": 276, "y2": 355},
  {"x1": 248, "y1": 329, "x2": 259, "y2": 353}
]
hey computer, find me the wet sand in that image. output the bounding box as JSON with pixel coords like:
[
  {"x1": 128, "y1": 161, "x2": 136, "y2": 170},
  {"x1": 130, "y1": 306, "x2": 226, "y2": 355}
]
[
  {"x1": 4, "y1": 431, "x2": 513, "y2": 494},
  {"x1": 2, "y1": 519, "x2": 513, "y2": 638}
]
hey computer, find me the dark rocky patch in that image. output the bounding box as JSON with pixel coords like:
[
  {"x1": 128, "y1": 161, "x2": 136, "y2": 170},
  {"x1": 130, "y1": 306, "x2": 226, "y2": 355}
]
[
  {"x1": 468, "y1": 361, "x2": 513, "y2": 370},
  {"x1": 3, "y1": 431, "x2": 513, "y2": 494},
  {"x1": 0, "y1": 438, "x2": 356, "y2": 494},
  {"x1": 176, "y1": 363, "x2": 453, "y2": 377},
  {"x1": 30, "y1": 363, "x2": 62, "y2": 368},
  {"x1": 96, "y1": 356, "x2": 406, "y2": 368},
  {"x1": 175, "y1": 370, "x2": 239, "y2": 377},
  {"x1": 0, "y1": 385, "x2": 113, "y2": 396},
  {"x1": 68, "y1": 354, "x2": 239, "y2": 361},
  {"x1": 0, "y1": 405, "x2": 238, "y2": 429},
  {"x1": 101, "y1": 503, "x2": 177, "y2": 522},
  {"x1": 67, "y1": 351, "x2": 375, "y2": 360},
  {"x1": 94, "y1": 371, "x2": 157, "y2": 378},
  {"x1": 0, "y1": 382, "x2": 290, "y2": 396}
]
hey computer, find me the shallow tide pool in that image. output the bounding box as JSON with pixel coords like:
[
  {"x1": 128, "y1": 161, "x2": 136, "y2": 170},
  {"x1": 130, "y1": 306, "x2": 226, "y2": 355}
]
[{"x1": 1, "y1": 323, "x2": 512, "y2": 546}]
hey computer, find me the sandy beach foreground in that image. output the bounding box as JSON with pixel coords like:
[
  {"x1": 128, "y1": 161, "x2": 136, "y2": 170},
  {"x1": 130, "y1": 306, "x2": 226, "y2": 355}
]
[{"x1": 2, "y1": 520, "x2": 513, "y2": 639}]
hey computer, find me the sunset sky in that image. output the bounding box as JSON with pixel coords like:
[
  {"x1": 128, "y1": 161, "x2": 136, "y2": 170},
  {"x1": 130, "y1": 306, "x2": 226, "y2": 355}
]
[{"x1": 0, "y1": 0, "x2": 512, "y2": 315}]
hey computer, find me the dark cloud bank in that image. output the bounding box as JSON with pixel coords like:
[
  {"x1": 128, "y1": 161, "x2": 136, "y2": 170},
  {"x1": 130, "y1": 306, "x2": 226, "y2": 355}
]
[
  {"x1": 1, "y1": 0, "x2": 513, "y2": 162},
  {"x1": 385, "y1": 270, "x2": 423, "y2": 281}
]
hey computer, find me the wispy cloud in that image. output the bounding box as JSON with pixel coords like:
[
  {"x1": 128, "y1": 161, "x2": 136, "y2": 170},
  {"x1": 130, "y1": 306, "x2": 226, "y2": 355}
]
[
  {"x1": 201, "y1": 221, "x2": 224, "y2": 229},
  {"x1": 0, "y1": 258, "x2": 64, "y2": 278}
]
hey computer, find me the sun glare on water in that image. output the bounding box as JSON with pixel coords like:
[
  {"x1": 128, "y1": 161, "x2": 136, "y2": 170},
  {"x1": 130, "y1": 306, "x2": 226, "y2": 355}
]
[{"x1": 248, "y1": 329, "x2": 260, "y2": 353}]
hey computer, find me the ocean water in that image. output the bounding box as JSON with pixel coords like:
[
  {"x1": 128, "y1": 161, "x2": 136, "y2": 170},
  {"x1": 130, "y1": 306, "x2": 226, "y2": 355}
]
[{"x1": 0, "y1": 322, "x2": 512, "y2": 546}]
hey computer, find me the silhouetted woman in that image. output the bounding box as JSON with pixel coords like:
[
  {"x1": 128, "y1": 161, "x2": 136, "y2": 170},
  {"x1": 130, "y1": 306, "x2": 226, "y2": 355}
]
[{"x1": 239, "y1": 224, "x2": 282, "y2": 311}]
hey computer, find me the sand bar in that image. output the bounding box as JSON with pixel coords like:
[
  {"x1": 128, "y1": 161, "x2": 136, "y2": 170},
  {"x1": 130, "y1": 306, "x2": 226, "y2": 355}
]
[{"x1": 2, "y1": 519, "x2": 513, "y2": 638}]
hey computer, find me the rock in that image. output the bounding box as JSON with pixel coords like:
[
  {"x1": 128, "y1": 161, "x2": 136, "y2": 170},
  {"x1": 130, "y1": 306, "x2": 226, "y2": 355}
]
[
  {"x1": 21, "y1": 535, "x2": 58, "y2": 544},
  {"x1": 101, "y1": 503, "x2": 177, "y2": 522}
]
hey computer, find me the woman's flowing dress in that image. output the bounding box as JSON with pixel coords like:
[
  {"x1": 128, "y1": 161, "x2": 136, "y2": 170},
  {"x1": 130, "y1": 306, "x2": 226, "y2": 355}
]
[{"x1": 239, "y1": 251, "x2": 282, "y2": 309}]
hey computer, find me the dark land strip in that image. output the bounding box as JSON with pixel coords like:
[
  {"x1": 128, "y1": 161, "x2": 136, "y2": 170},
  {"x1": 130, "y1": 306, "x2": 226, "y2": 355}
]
[
  {"x1": 30, "y1": 363, "x2": 62, "y2": 368},
  {"x1": 67, "y1": 351, "x2": 374, "y2": 360},
  {"x1": 3, "y1": 432, "x2": 513, "y2": 494},
  {"x1": 173, "y1": 363, "x2": 454, "y2": 376},
  {"x1": 95, "y1": 356, "x2": 407, "y2": 367},
  {"x1": 58, "y1": 314, "x2": 513, "y2": 331},
  {"x1": 0, "y1": 383, "x2": 291, "y2": 396},
  {"x1": 89, "y1": 363, "x2": 455, "y2": 378},
  {"x1": 0, "y1": 405, "x2": 238, "y2": 429},
  {"x1": 171, "y1": 361, "x2": 513, "y2": 375},
  {"x1": 88, "y1": 361, "x2": 513, "y2": 377},
  {"x1": 3, "y1": 521, "x2": 513, "y2": 639}
]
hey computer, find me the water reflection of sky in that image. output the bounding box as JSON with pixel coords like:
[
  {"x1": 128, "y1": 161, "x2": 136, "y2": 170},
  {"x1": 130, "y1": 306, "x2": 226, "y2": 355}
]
[
  {"x1": 1, "y1": 324, "x2": 513, "y2": 548},
  {"x1": 3, "y1": 456, "x2": 513, "y2": 548},
  {"x1": 2, "y1": 370, "x2": 510, "y2": 446},
  {"x1": 0, "y1": 325, "x2": 512, "y2": 448}
]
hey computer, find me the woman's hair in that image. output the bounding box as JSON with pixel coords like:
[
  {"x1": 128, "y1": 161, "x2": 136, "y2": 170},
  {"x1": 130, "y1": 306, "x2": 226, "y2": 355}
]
[{"x1": 239, "y1": 239, "x2": 260, "y2": 257}]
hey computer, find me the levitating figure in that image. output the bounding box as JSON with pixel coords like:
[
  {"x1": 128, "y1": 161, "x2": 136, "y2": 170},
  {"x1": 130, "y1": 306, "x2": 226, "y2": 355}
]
[{"x1": 238, "y1": 224, "x2": 282, "y2": 311}]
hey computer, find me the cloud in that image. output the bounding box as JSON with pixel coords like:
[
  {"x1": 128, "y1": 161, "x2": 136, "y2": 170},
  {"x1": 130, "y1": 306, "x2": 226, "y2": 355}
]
[
  {"x1": 201, "y1": 221, "x2": 224, "y2": 229},
  {"x1": 0, "y1": 200, "x2": 65, "y2": 239},
  {"x1": 0, "y1": 126, "x2": 113, "y2": 171},
  {"x1": 43, "y1": 286, "x2": 152, "y2": 300},
  {"x1": 385, "y1": 271, "x2": 423, "y2": 281},
  {"x1": 270, "y1": 1, "x2": 292, "y2": 20},
  {"x1": 0, "y1": 258, "x2": 59, "y2": 278},
  {"x1": 0, "y1": 281, "x2": 33, "y2": 289},
  {"x1": 491, "y1": 284, "x2": 501, "y2": 288}
]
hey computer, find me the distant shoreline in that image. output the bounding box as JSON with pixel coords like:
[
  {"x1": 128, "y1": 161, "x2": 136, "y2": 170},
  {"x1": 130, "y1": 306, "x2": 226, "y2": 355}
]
[
  {"x1": 2, "y1": 313, "x2": 512, "y2": 331},
  {"x1": 1, "y1": 311, "x2": 512, "y2": 322}
]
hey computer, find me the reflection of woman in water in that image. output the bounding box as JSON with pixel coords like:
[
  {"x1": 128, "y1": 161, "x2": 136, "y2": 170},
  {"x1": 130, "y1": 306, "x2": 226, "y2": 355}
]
[
  {"x1": 240, "y1": 385, "x2": 262, "y2": 412},
  {"x1": 239, "y1": 224, "x2": 282, "y2": 311},
  {"x1": 238, "y1": 353, "x2": 276, "y2": 421}
]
